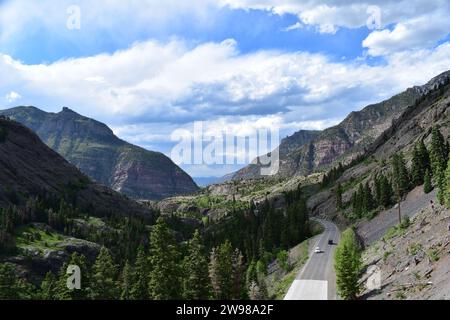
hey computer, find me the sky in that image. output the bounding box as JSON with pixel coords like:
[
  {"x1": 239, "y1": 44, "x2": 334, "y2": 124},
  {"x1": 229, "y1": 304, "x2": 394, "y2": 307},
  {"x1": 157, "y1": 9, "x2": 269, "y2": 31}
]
[{"x1": 1, "y1": 0, "x2": 450, "y2": 177}]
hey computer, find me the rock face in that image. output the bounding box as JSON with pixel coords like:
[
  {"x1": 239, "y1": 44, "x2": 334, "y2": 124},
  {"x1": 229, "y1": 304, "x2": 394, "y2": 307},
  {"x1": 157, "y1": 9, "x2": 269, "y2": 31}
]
[
  {"x1": 0, "y1": 117, "x2": 151, "y2": 218},
  {"x1": 232, "y1": 70, "x2": 450, "y2": 180},
  {"x1": 0, "y1": 107, "x2": 199, "y2": 200}
]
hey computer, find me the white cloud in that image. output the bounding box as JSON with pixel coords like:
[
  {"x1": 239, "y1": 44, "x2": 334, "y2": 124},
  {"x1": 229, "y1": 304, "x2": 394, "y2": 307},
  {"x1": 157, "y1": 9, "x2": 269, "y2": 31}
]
[
  {"x1": 1, "y1": 37, "x2": 450, "y2": 176},
  {"x1": 5, "y1": 91, "x2": 21, "y2": 103},
  {"x1": 283, "y1": 22, "x2": 303, "y2": 32},
  {"x1": 363, "y1": 13, "x2": 450, "y2": 56},
  {"x1": 2, "y1": 38, "x2": 450, "y2": 124},
  {"x1": 221, "y1": 0, "x2": 450, "y2": 53}
]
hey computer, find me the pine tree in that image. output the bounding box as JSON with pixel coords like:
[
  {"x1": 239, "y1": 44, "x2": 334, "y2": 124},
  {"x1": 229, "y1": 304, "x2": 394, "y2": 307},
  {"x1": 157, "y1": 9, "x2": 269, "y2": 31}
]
[
  {"x1": 91, "y1": 247, "x2": 119, "y2": 299},
  {"x1": 231, "y1": 248, "x2": 245, "y2": 299},
  {"x1": 248, "y1": 281, "x2": 262, "y2": 300},
  {"x1": 130, "y1": 245, "x2": 150, "y2": 299},
  {"x1": 209, "y1": 247, "x2": 221, "y2": 299},
  {"x1": 424, "y1": 168, "x2": 433, "y2": 194},
  {"x1": 436, "y1": 167, "x2": 446, "y2": 205},
  {"x1": 246, "y1": 260, "x2": 258, "y2": 290},
  {"x1": 444, "y1": 155, "x2": 450, "y2": 208},
  {"x1": 411, "y1": 143, "x2": 425, "y2": 186},
  {"x1": 363, "y1": 183, "x2": 375, "y2": 213},
  {"x1": 148, "y1": 217, "x2": 181, "y2": 300},
  {"x1": 55, "y1": 252, "x2": 90, "y2": 300},
  {"x1": 334, "y1": 228, "x2": 362, "y2": 300},
  {"x1": 40, "y1": 271, "x2": 57, "y2": 300},
  {"x1": 429, "y1": 127, "x2": 448, "y2": 176},
  {"x1": 418, "y1": 139, "x2": 431, "y2": 173},
  {"x1": 120, "y1": 261, "x2": 134, "y2": 300},
  {"x1": 0, "y1": 263, "x2": 22, "y2": 299},
  {"x1": 182, "y1": 230, "x2": 210, "y2": 300},
  {"x1": 392, "y1": 152, "x2": 410, "y2": 198},
  {"x1": 209, "y1": 240, "x2": 237, "y2": 300},
  {"x1": 335, "y1": 183, "x2": 343, "y2": 210}
]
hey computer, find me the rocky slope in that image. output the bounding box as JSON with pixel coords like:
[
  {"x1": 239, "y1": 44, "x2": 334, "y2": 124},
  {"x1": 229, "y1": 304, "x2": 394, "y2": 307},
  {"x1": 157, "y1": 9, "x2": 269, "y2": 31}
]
[
  {"x1": 0, "y1": 117, "x2": 151, "y2": 218},
  {"x1": 361, "y1": 204, "x2": 449, "y2": 300},
  {"x1": 232, "y1": 71, "x2": 450, "y2": 180},
  {"x1": 0, "y1": 106, "x2": 199, "y2": 200}
]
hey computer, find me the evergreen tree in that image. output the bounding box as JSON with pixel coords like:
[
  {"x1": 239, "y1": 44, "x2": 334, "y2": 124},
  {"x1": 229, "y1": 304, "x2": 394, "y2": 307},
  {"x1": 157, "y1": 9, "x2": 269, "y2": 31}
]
[
  {"x1": 424, "y1": 168, "x2": 433, "y2": 194},
  {"x1": 375, "y1": 174, "x2": 393, "y2": 208},
  {"x1": 363, "y1": 183, "x2": 375, "y2": 213},
  {"x1": 392, "y1": 152, "x2": 410, "y2": 198},
  {"x1": 209, "y1": 247, "x2": 221, "y2": 299},
  {"x1": 40, "y1": 271, "x2": 58, "y2": 300},
  {"x1": 436, "y1": 167, "x2": 446, "y2": 205},
  {"x1": 182, "y1": 230, "x2": 210, "y2": 300},
  {"x1": 429, "y1": 127, "x2": 448, "y2": 177},
  {"x1": 418, "y1": 139, "x2": 431, "y2": 173},
  {"x1": 120, "y1": 261, "x2": 134, "y2": 300},
  {"x1": 148, "y1": 217, "x2": 181, "y2": 300},
  {"x1": 130, "y1": 245, "x2": 150, "y2": 299},
  {"x1": 0, "y1": 263, "x2": 28, "y2": 299},
  {"x1": 231, "y1": 248, "x2": 245, "y2": 299},
  {"x1": 91, "y1": 247, "x2": 119, "y2": 299},
  {"x1": 248, "y1": 281, "x2": 263, "y2": 300},
  {"x1": 55, "y1": 252, "x2": 90, "y2": 300},
  {"x1": 246, "y1": 260, "x2": 258, "y2": 290},
  {"x1": 208, "y1": 240, "x2": 243, "y2": 300},
  {"x1": 335, "y1": 183, "x2": 343, "y2": 210},
  {"x1": 445, "y1": 155, "x2": 450, "y2": 208},
  {"x1": 334, "y1": 228, "x2": 362, "y2": 300},
  {"x1": 411, "y1": 143, "x2": 425, "y2": 186}
]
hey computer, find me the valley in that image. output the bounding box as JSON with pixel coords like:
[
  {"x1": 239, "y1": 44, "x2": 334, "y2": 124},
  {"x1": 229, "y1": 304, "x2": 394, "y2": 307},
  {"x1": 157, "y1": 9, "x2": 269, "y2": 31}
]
[{"x1": 0, "y1": 71, "x2": 449, "y2": 300}]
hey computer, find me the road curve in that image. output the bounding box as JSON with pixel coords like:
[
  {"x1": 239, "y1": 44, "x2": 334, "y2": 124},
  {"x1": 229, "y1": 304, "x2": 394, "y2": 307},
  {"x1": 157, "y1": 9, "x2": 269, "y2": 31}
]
[{"x1": 284, "y1": 218, "x2": 341, "y2": 300}]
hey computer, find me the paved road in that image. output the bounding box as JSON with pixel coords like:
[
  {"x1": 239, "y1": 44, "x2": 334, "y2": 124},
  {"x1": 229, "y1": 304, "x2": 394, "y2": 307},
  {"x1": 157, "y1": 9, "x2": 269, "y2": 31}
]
[{"x1": 284, "y1": 218, "x2": 340, "y2": 300}]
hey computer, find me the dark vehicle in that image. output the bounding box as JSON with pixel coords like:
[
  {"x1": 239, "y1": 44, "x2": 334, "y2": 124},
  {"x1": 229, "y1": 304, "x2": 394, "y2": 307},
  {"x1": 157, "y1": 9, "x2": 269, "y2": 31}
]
[{"x1": 328, "y1": 239, "x2": 334, "y2": 245}]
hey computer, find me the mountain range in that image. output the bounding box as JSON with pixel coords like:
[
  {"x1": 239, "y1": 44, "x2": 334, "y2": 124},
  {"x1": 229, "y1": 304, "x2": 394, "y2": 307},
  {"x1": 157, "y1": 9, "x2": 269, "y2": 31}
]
[
  {"x1": 232, "y1": 71, "x2": 450, "y2": 180},
  {"x1": 0, "y1": 106, "x2": 199, "y2": 200}
]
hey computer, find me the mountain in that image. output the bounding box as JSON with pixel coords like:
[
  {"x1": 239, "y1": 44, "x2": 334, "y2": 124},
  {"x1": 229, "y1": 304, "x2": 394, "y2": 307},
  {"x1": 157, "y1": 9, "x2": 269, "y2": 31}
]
[
  {"x1": 193, "y1": 176, "x2": 230, "y2": 187},
  {"x1": 0, "y1": 116, "x2": 151, "y2": 218},
  {"x1": 232, "y1": 71, "x2": 450, "y2": 180},
  {"x1": 0, "y1": 106, "x2": 199, "y2": 200}
]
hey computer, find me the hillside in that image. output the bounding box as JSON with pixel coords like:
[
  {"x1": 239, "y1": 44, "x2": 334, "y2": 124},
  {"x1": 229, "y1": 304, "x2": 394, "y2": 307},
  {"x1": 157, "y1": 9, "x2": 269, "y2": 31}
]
[
  {"x1": 0, "y1": 117, "x2": 151, "y2": 218},
  {"x1": 232, "y1": 71, "x2": 450, "y2": 180},
  {"x1": 0, "y1": 106, "x2": 199, "y2": 200}
]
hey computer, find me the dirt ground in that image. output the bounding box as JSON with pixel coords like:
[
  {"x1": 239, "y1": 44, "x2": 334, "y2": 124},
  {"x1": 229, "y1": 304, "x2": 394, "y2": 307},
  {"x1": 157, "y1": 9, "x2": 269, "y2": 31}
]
[{"x1": 361, "y1": 203, "x2": 450, "y2": 300}]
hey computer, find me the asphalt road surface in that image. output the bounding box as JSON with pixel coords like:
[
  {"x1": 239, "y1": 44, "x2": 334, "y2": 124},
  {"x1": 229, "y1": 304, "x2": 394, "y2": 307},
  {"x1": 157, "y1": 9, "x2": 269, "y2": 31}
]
[{"x1": 284, "y1": 218, "x2": 341, "y2": 300}]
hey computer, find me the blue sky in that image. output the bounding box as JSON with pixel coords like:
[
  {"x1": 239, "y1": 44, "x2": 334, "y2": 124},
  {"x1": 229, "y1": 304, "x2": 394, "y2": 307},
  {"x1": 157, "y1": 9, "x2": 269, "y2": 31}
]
[{"x1": 1, "y1": 0, "x2": 450, "y2": 177}]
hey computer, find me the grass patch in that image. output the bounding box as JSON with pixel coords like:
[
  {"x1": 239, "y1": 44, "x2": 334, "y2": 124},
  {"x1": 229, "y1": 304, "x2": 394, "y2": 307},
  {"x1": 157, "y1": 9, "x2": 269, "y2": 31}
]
[
  {"x1": 15, "y1": 225, "x2": 65, "y2": 252},
  {"x1": 272, "y1": 240, "x2": 309, "y2": 300}
]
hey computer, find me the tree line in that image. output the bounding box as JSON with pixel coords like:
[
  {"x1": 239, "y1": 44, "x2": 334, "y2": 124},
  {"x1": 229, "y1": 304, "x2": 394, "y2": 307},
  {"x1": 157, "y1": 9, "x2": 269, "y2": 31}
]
[{"x1": 334, "y1": 126, "x2": 450, "y2": 221}]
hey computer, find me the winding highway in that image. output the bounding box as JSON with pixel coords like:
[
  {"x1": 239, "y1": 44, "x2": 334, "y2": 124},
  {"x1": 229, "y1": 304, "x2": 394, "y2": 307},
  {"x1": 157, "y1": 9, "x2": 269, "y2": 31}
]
[{"x1": 284, "y1": 218, "x2": 341, "y2": 300}]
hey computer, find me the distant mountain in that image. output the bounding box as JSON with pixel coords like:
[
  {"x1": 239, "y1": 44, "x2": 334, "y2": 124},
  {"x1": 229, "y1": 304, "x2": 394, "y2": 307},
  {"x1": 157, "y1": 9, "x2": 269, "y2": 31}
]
[
  {"x1": 0, "y1": 106, "x2": 199, "y2": 200},
  {"x1": 232, "y1": 70, "x2": 450, "y2": 180},
  {"x1": 0, "y1": 117, "x2": 151, "y2": 218},
  {"x1": 193, "y1": 176, "x2": 231, "y2": 187}
]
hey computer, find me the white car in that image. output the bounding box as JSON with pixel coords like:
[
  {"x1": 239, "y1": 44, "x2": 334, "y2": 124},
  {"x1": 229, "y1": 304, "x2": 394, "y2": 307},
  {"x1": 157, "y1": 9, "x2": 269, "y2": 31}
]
[{"x1": 314, "y1": 247, "x2": 321, "y2": 253}]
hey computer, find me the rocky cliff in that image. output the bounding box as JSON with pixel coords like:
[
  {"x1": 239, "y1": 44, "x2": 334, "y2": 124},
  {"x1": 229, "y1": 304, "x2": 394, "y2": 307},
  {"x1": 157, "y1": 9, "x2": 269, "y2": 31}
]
[{"x1": 0, "y1": 107, "x2": 199, "y2": 200}]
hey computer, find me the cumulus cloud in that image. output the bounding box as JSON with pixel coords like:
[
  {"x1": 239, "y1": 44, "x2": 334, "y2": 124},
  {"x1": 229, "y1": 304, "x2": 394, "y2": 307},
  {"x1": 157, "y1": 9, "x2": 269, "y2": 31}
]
[
  {"x1": 2, "y1": 38, "x2": 450, "y2": 126},
  {"x1": 221, "y1": 0, "x2": 450, "y2": 54},
  {"x1": 5, "y1": 91, "x2": 21, "y2": 103},
  {"x1": 363, "y1": 13, "x2": 450, "y2": 56}
]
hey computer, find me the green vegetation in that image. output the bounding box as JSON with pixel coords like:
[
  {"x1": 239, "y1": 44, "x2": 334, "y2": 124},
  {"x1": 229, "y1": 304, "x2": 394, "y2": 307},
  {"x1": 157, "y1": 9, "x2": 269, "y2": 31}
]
[
  {"x1": 0, "y1": 124, "x2": 7, "y2": 143},
  {"x1": 271, "y1": 240, "x2": 309, "y2": 299},
  {"x1": 444, "y1": 154, "x2": 450, "y2": 208},
  {"x1": 334, "y1": 228, "x2": 362, "y2": 300}
]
